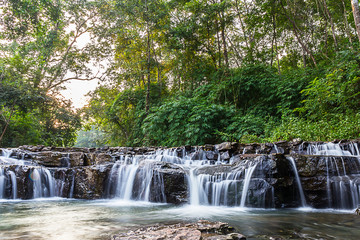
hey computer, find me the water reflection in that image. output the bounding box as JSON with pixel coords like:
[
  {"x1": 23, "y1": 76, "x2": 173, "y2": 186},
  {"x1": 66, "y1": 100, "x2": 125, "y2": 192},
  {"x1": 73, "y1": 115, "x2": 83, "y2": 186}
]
[{"x1": 0, "y1": 199, "x2": 360, "y2": 239}]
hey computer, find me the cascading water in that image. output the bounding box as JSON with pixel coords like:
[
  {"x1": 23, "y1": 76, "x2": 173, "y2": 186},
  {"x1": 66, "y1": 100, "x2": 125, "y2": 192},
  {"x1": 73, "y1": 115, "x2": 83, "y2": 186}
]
[
  {"x1": 181, "y1": 151, "x2": 273, "y2": 207},
  {"x1": 0, "y1": 149, "x2": 66, "y2": 199},
  {"x1": 304, "y1": 142, "x2": 360, "y2": 209},
  {"x1": 287, "y1": 157, "x2": 306, "y2": 207},
  {"x1": 105, "y1": 155, "x2": 166, "y2": 202},
  {"x1": 31, "y1": 168, "x2": 56, "y2": 198},
  {"x1": 2, "y1": 141, "x2": 360, "y2": 210},
  {"x1": 239, "y1": 163, "x2": 258, "y2": 207},
  {"x1": 0, "y1": 168, "x2": 5, "y2": 198},
  {"x1": 304, "y1": 142, "x2": 353, "y2": 156},
  {"x1": 8, "y1": 171, "x2": 17, "y2": 199}
]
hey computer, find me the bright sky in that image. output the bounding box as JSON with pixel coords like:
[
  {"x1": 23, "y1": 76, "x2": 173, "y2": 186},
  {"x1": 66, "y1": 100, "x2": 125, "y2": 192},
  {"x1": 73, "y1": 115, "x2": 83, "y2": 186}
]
[
  {"x1": 59, "y1": 27, "x2": 101, "y2": 109},
  {"x1": 61, "y1": 79, "x2": 99, "y2": 109}
]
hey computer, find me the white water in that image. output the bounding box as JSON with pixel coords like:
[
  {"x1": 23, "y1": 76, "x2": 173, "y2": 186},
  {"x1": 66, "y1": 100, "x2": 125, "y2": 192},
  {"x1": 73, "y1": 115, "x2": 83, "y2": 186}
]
[
  {"x1": 188, "y1": 168, "x2": 208, "y2": 205},
  {"x1": 106, "y1": 155, "x2": 166, "y2": 202},
  {"x1": 1, "y1": 149, "x2": 62, "y2": 199},
  {"x1": 2, "y1": 141, "x2": 360, "y2": 209},
  {"x1": 106, "y1": 148, "x2": 267, "y2": 207},
  {"x1": 306, "y1": 142, "x2": 353, "y2": 156},
  {"x1": 8, "y1": 171, "x2": 17, "y2": 199},
  {"x1": 287, "y1": 157, "x2": 306, "y2": 207},
  {"x1": 0, "y1": 168, "x2": 5, "y2": 198},
  {"x1": 239, "y1": 163, "x2": 258, "y2": 207},
  {"x1": 305, "y1": 142, "x2": 360, "y2": 208}
]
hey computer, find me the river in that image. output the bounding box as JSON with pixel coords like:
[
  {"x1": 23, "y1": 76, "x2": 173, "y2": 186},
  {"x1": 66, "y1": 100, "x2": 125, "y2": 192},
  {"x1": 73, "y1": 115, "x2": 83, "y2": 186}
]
[{"x1": 1, "y1": 198, "x2": 359, "y2": 240}]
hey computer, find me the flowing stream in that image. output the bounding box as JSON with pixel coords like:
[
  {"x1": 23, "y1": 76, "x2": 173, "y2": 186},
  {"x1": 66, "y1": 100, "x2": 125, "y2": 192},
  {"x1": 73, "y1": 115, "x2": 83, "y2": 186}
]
[{"x1": 0, "y1": 199, "x2": 360, "y2": 240}]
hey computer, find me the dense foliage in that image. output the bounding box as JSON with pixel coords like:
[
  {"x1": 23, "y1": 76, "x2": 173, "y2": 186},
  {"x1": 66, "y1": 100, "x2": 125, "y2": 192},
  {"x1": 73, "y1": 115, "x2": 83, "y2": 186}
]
[{"x1": 1, "y1": 0, "x2": 360, "y2": 147}]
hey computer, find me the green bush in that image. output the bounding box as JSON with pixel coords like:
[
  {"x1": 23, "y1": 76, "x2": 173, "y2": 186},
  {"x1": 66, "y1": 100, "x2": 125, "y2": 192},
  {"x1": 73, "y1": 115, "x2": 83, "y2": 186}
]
[{"x1": 266, "y1": 113, "x2": 360, "y2": 142}]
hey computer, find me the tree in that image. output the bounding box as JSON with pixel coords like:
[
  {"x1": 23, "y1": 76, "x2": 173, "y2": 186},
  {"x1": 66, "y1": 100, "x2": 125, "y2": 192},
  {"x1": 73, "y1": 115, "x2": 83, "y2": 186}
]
[
  {"x1": 352, "y1": 0, "x2": 360, "y2": 43},
  {"x1": 1, "y1": 0, "x2": 106, "y2": 94}
]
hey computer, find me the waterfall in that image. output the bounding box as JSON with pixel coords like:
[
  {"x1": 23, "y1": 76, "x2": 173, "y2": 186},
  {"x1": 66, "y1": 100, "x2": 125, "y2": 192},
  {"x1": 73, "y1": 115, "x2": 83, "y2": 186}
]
[
  {"x1": 306, "y1": 142, "x2": 352, "y2": 156},
  {"x1": 112, "y1": 158, "x2": 139, "y2": 200},
  {"x1": 0, "y1": 168, "x2": 5, "y2": 198},
  {"x1": 185, "y1": 154, "x2": 272, "y2": 208},
  {"x1": 0, "y1": 168, "x2": 18, "y2": 199},
  {"x1": 31, "y1": 169, "x2": 42, "y2": 198},
  {"x1": 69, "y1": 174, "x2": 75, "y2": 198},
  {"x1": 287, "y1": 157, "x2": 306, "y2": 207},
  {"x1": 324, "y1": 156, "x2": 360, "y2": 209},
  {"x1": 1, "y1": 141, "x2": 360, "y2": 209},
  {"x1": 188, "y1": 168, "x2": 209, "y2": 206},
  {"x1": 8, "y1": 171, "x2": 17, "y2": 199},
  {"x1": 239, "y1": 163, "x2": 258, "y2": 207},
  {"x1": 105, "y1": 155, "x2": 166, "y2": 202},
  {"x1": 30, "y1": 168, "x2": 56, "y2": 198},
  {"x1": 305, "y1": 142, "x2": 360, "y2": 209}
]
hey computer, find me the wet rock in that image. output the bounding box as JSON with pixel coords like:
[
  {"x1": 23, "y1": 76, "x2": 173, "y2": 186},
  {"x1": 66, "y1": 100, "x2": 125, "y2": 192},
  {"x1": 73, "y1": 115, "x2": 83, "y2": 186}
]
[
  {"x1": 18, "y1": 145, "x2": 44, "y2": 152},
  {"x1": 221, "y1": 151, "x2": 231, "y2": 160},
  {"x1": 112, "y1": 220, "x2": 245, "y2": 240},
  {"x1": 205, "y1": 151, "x2": 218, "y2": 160},
  {"x1": 156, "y1": 162, "x2": 187, "y2": 204},
  {"x1": 215, "y1": 142, "x2": 238, "y2": 151},
  {"x1": 185, "y1": 145, "x2": 192, "y2": 151},
  {"x1": 204, "y1": 233, "x2": 246, "y2": 240},
  {"x1": 197, "y1": 165, "x2": 233, "y2": 175},
  {"x1": 242, "y1": 145, "x2": 255, "y2": 154},
  {"x1": 87, "y1": 152, "x2": 114, "y2": 165},
  {"x1": 32, "y1": 152, "x2": 63, "y2": 167},
  {"x1": 32, "y1": 152, "x2": 86, "y2": 167},
  {"x1": 204, "y1": 144, "x2": 215, "y2": 151},
  {"x1": 72, "y1": 165, "x2": 111, "y2": 199}
]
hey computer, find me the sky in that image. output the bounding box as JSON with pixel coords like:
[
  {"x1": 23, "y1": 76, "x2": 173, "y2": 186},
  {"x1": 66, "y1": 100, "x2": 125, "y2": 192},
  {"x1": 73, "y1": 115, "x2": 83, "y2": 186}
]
[
  {"x1": 61, "y1": 79, "x2": 99, "y2": 109},
  {"x1": 60, "y1": 27, "x2": 100, "y2": 109}
]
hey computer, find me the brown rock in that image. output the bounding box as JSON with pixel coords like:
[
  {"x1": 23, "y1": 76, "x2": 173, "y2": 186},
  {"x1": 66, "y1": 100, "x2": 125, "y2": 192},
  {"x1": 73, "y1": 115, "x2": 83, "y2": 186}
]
[
  {"x1": 112, "y1": 221, "x2": 245, "y2": 240},
  {"x1": 215, "y1": 142, "x2": 236, "y2": 151}
]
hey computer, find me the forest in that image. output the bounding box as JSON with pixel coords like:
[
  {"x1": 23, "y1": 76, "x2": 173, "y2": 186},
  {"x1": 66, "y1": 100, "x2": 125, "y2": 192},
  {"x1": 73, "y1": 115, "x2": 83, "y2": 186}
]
[{"x1": 0, "y1": 0, "x2": 360, "y2": 147}]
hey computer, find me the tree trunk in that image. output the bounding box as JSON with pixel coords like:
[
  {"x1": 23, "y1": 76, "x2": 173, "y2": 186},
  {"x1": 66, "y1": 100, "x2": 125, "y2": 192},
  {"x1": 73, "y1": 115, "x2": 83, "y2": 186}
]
[
  {"x1": 322, "y1": 0, "x2": 338, "y2": 48},
  {"x1": 0, "y1": 104, "x2": 16, "y2": 146},
  {"x1": 235, "y1": 0, "x2": 250, "y2": 50},
  {"x1": 351, "y1": 0, "x2": 360, "y2": 43},
  {"x1": 219, "y1": 1, "x2": 229, "y2": 68},
  {"x1": 145, "y1": 0, "x2": 151, "y2": 114},
  {"x1": 145, "y1": 30, "x2": 151, "y2": 114},
  {"x1": 221, "y1": 27, "x2": 229, "y2": 68},
  {"x1": 342, "y1": 0, "x2": 353, "y2": 45},
  {"x1": 280, "y1": 2, "x2": 317, "y2": 66}
]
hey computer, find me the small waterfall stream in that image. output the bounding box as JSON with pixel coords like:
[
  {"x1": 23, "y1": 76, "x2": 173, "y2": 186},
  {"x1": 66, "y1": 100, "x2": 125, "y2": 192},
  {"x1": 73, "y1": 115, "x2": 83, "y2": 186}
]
[
  {"x1": 303, "y1": 142, "x2": 360, "y2": 209},
  {"x1": 287, "y1": 157, "x2": 307, "y2": 207},
  {"x1": 1, "y1": 149, "x2": 70, "y2": 199},
  {"x1": 1, "y1": 141, "x2": 360, "y2": 209},
  {"x1": 0, "y1": 168, "x2": 5, "y2": 198},
  {"x1": 105, "y1": 155, "x2": 166, "y2": 202},
  {"x1": 239, "y1": 163, "x2": 258, "y2": 208},
  {"x1": 8, "y1": 171, "x2": 17, "y2": 199}
]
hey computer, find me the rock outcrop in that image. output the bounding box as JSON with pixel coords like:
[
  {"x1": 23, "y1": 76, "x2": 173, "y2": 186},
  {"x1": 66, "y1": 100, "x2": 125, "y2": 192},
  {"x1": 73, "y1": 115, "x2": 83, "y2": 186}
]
[{"x1": 112, "y1": 220, "x2": 246, "y2": 240}]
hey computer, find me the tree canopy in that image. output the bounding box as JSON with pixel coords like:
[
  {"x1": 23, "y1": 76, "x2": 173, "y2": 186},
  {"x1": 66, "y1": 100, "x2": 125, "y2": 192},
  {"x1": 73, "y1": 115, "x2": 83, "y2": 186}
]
[{"x1": 1, "y1": 0, "x2": 359, "y2": 147}]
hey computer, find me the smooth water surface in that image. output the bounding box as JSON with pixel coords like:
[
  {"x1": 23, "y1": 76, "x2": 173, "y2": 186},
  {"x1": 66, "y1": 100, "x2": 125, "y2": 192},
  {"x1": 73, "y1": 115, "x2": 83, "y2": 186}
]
[{"x1": 1, "y1": 199, "x2": 360, "y2": 240}]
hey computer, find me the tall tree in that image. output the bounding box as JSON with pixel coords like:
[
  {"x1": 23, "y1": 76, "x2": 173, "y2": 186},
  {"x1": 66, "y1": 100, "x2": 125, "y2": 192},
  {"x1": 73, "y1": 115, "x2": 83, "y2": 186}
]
[{"x1": 352, "y1": 0, "x2": 360, "y2": 43}]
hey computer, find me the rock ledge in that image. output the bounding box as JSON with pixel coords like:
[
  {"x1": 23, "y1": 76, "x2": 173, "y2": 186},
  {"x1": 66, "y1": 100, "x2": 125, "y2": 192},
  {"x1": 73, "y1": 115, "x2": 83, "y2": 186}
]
[{"x1": 112, "y1": 220, "x2": 246, "y2": 240}]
